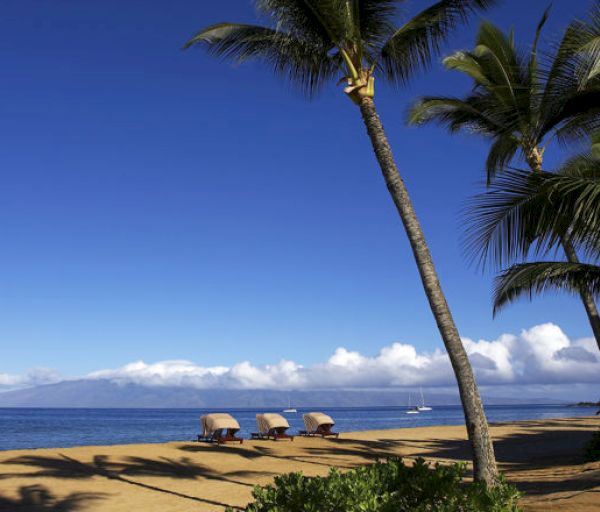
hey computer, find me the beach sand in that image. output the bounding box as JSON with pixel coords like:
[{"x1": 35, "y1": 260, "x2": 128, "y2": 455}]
[{"x1": 0, "y1": 416, "x2": 598, "y2": 511}]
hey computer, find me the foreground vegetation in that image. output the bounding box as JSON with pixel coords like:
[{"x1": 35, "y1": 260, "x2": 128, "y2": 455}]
[
  {"x1": 231, "y1": 458, "x2": 521, "y2": 512},
  {"x1": 585, "y1": 431, "x2": 600, "y2": 462}
]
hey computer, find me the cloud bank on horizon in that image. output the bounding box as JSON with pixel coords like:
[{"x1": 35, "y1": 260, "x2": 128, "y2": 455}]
[{"x1": 1, "y1": 323, "x2": 598, "y2": 393}]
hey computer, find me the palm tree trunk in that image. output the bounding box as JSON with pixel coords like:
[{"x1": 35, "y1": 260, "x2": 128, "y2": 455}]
[
  {"x1": 562, "y1": 239, "x2": 600, "y2": 351},
  {"x1": 358, "y1": 96, "x2": 498, "y2": 485}
]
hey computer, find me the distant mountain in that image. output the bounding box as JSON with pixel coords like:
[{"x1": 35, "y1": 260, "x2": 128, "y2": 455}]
[{"x1": 0, "y1": 379, "x2": 544, "y2": 408}]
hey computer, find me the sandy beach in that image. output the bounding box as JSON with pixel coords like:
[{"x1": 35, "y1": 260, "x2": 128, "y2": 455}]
[{"x1": 0, "y1": 416, "x2": 598, "y2": 511}]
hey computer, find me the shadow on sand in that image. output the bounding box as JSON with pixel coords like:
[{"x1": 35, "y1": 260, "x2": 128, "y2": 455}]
[
  {"x1": 0, "y1": 453, "x2": 268, "y2": 510},
  {"x1": 417, "y1": 427, "x2": 595, "y2": 468},
  {"x1": 0, "y1": 484, "x2": 104, "y2": 512},
  {"x1": 179, "y1": 442, "x2": 358, "y2": 469}
]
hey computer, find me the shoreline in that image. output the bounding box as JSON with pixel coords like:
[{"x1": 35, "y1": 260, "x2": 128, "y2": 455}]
[
  {"x1": 0, "y1": 416, "x2": 598, "y2": 511},
  {"x1": 1, "y1": 403, "x2": 593, "y2": 453},
  {"x1": 0, "y1": 414, "x2": 590, "y2": 454},
  {"x1": 0, "y1": 402, "x2": 575, "y2": 408}
]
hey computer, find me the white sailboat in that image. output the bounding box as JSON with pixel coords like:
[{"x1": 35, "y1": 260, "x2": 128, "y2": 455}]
[
  {"x1": 406, "y1": 393, "x2": 419, "y2": 414},
  {"x1": 282, "y1": 397, "x2": 297, "y2": 413},
  {"x1": 417, "y1": 387, "x2": 432, "y2": 411}
]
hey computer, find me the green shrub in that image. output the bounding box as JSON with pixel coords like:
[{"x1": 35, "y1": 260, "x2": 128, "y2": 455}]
[
  {"x1": 584, "y1": 430, "x2": 600, "y2": 462},
  {"x1": 232, "y1": 458, "x2": 521, "y2": 512}
]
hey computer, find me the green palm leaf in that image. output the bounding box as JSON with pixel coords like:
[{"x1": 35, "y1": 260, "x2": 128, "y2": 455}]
[
  {"x1": 184, "y1": 23, "x2": 340, "y2": 96},
  {"x1": 409, "y1": 94, "x2": 509, "y2": 137},
  {"x1": 464, "y1": 148, "x2": 600, "y2": 269},
  {"x1": 484, "y1": 135, "x2": 521, "y2": 183},
  {"x1": 555, "y1": 0, "x2": 600, "y2": 85},
  {"x1": 463, "y1": 169, "x2": 549, "y2": 270},
  {"x1": 494, "y1": 261, "x2": 600, "y2": 314},
  {"x1": 379, "y1": 0, "x2": 496, "y2": 85}
]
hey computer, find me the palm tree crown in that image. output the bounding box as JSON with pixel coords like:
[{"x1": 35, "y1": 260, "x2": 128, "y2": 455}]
[
  {"x1": 185, "y1": 0, "x2": 494, "y2": 102},
  {"x1": 409, "y1": 5, "x2": 600, "y2": 181}
]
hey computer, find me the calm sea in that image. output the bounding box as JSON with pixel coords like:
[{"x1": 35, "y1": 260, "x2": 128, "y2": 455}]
[{"x1": 0, "y1": 405, "x2": 594, "y2": 451}]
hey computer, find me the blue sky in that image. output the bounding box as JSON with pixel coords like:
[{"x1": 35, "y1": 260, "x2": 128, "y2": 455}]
[{"x1": 0, "y1": 0, "x2": 597, "y2": 384}]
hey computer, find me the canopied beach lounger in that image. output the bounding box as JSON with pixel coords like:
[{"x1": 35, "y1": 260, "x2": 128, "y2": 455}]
[
  {"x1": 198, "y1": 413, "x2": 243, "y2": 444},
  {"x1": 300, "y1": 412, "x2": 339, "y2": 438},
  {"x1": 251, "y1": 413, "x2": 294, "y2": 441}
]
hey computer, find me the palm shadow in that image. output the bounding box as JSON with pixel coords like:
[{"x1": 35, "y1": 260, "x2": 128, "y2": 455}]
[
  {"x1": 300, "y1": 439, "x2": 406, "y2": 462},
  {"x1": 515, "y1": 467, "x2": 600, "y2": 497},
  {"x1": 420, "y1": 428, "x2": 596, "y2": 469},
  {"x1": 0, "y1": 484, "x2": 104, "y2": 512},
  {"x1": 1, "y1": 453, "x2": 250, "y2": 510},
  {"x1": 178, "y1": 443, "x2": 264, "y2": 460},
  {"x1": 178, "y1": 443, "x2": 348, "y2": 469},
  {"x1": 118, "y1": 455, "x2": 273, "y2": 486}
]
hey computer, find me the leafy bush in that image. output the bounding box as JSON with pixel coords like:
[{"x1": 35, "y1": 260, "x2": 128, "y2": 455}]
[
  {"x1": 584, "y1": 430, "x2": 600, "y2": 462},
  {"x1": 232, "y1": 458, "x2": 521, "y2": 512}
]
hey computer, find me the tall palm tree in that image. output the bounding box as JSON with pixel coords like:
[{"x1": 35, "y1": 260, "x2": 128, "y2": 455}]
[
  {"x1": 185, "y1": 0, "x2": 498, "y2": 484},
  {"x1": 409, "y1": 7, "x2": 600, "y2": 346}
]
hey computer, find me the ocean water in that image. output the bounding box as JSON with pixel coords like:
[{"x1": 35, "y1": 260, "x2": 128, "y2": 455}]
[{"x1": 0, "y1": 404, "x2": 595, "y2": 451}]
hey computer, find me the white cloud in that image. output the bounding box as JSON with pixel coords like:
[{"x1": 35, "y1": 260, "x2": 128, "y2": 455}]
[
  {"x1": 1, "y1": 323, "x2": 599, "y2": 393},
  {"x1": 0, "y1": 368, "x2": 61, "y2": 390},
  {"x1": 82, "y1": 322, "x2": 599, "y2": 390},
  {"x1": 88, "y1": 360, "x2": 230, "y2": 388}
]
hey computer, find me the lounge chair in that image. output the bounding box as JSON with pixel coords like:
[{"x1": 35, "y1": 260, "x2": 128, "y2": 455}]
[
  {"x1": 198, "y1": 413, "x2": 243, "y2": 444},
  {"x1": 251, "y1": 413, "x2": 294, "y2": 441},
  {"x1": 300, "y1": 412, "x2": 339, "y2": 438}
]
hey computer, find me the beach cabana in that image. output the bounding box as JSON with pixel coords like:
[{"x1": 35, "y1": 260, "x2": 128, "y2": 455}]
[
  {"x1": 301, "y1": 412, "x2": 339, "y2": 438},
  {"x1": 251, "y1": 413, "x2": 294, "y2": 441},
  {"x1": 198, "y1": 413, "x2": 243, "y2": 444}
]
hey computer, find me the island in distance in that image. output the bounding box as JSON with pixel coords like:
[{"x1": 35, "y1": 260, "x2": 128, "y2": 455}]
[{"x1": 0, "y1": 379, "x2": 557, "y2": 408}]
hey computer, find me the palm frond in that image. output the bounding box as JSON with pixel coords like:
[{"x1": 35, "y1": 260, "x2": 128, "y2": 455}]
[
  {"x1": 408, "y1": 94, "x2": 506, "y2": 134},
  {"x1": 464, "y1": 153, "x2": 600, "y2": 269},
  {"x1": 184, "y1": 23, "x2": 340, "y2": 96},
  {"x1": 593, "y1": 130, "x2": 600, "y2": 157},
  {"x1": 355, "y1": 0, "x2": 398, "y2": 49},
  {"x1": 408, "y1": 91, "x2": 528, "y2": 180},
  {"x1": 472, "y1": 22, "x2": 532, "y2": 126},
  {"x1": 546, "y1": 154, "x2": 600, "y2": 253},
  {"x1": 485, "y1": 134, "x2": 521, "y2": 183},
  {"x1": 528, "y1": 6, "x2": 551, "y2": 105},
  {"x1": 557, "y1": 0, "x2": 600, "y2": 85},
  {"x1": 443, "y1": 50, "x2": 490, "y2": 85},
  {"x1": 463, "y1": 169, "x2": 548, "y2": 270},
  {"x1": 537, "y1": 3, "x2": 600, "y2": 142},
  {"x1": 256, "y1": 0, "x2": 340, "y2": 43},
  {"x1": 474, "y1": 21, "x2": 528, "y2": 87},
  {"x1": 543, "y1": 90, "x2": 600, "y2": 144},
  {"x1": 378, "y1": 0, "x2": 496, "y2": 85},
  {"x1": 493, "y1": 261, "x2": 600, "y2": 314},
  {"x1": 529, "y1": 6, "x2": 551, "y2": 74}
]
